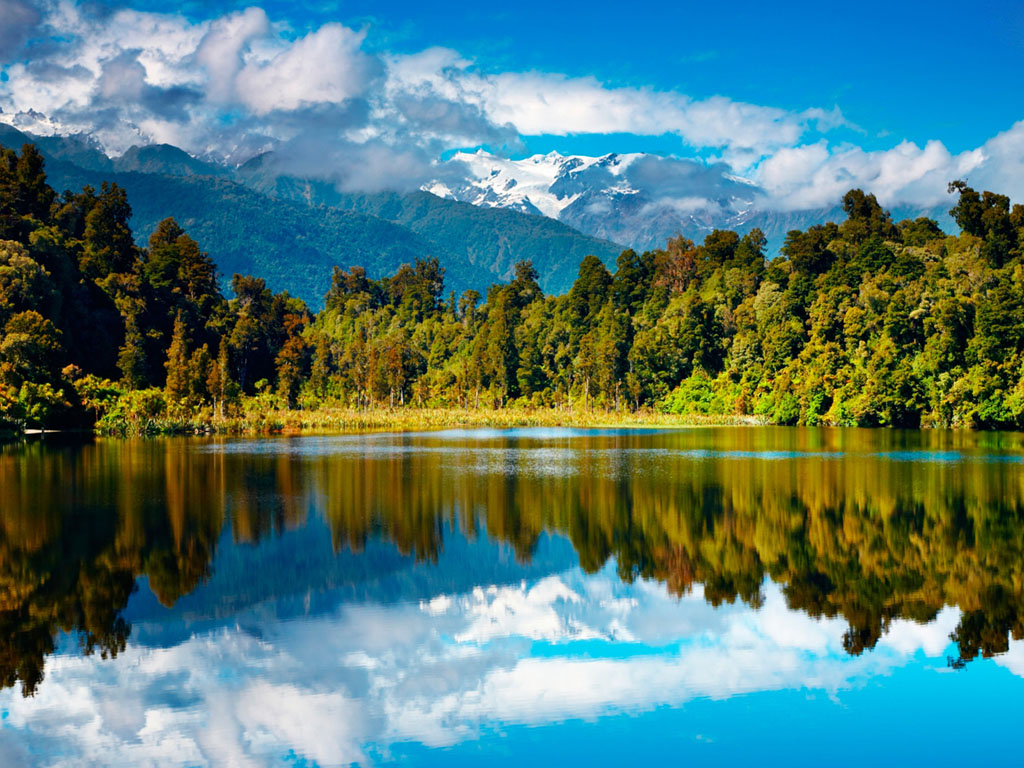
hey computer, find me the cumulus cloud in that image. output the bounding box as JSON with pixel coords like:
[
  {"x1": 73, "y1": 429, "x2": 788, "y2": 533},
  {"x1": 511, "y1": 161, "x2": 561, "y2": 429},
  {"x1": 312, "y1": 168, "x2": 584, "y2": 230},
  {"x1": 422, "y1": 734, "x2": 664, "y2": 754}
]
[
  {"x1": 623, "y1": 154, "x2": 756, "y2": 215},
  {"x1": 751, "y1": 121, "x2": 1024, "y2": 213},
  {"x1": 193, "y1": 7, "x2": 270, "y2": 103},
  {"x1": 233, "y1": 24, "x2": 379, "y2": 115},
  {"x1": 755, "y1": 137, "x2": 988, "y2": 211}
]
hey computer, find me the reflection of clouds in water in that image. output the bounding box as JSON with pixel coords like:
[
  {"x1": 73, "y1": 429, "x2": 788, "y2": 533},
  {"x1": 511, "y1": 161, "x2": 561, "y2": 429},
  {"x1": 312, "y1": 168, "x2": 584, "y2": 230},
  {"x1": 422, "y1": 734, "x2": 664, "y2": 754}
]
[
  {"x1": 0, "y1": 571, "x2": 970, "y2": 766},
  {"x1": 993, "y1": 642, "x2": 1024, "y2": 677}
]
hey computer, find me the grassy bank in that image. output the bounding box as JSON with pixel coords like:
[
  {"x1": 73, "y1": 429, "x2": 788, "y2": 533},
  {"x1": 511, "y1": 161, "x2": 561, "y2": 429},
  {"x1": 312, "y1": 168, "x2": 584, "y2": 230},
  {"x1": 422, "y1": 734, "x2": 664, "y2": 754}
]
[{"x1": 92, "y1": 405, "x2": 766, "y2": 438}]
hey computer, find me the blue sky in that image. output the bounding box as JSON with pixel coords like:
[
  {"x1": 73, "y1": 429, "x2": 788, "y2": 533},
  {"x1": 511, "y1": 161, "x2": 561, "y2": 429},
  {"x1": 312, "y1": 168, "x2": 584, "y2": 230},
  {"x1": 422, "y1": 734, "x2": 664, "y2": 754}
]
[
  {"x1": 1, "y1": 0, "x2": 1022, "y2": 210},
  {"x1": 106, "y1": 0, "x2": 1024, "y2": 155}
]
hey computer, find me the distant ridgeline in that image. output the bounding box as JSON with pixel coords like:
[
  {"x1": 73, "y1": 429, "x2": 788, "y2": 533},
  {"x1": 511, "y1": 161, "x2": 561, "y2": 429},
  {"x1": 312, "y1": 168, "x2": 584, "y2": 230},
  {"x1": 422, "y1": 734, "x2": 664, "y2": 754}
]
[
  {"x1": 2, "y1": 433, "x2": 1024, "y2": 695},
  {"x1": 2, "y1": 140, "x2": 1024, "y2": 432}
]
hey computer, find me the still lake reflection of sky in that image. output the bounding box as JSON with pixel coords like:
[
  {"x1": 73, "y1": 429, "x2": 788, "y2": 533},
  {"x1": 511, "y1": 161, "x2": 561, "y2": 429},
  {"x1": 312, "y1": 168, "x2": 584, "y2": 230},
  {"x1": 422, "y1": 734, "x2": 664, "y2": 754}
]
[{"x1": 2, "y1": 427, "x2": 1024, "y2": 765}]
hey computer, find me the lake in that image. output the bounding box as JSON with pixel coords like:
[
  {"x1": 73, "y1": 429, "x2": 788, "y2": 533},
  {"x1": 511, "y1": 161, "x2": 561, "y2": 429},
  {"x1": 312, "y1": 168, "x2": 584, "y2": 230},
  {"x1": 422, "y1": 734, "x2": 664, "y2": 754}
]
[{"x1": 2, "y1": 426, "x2": 1024, "y2": 765}]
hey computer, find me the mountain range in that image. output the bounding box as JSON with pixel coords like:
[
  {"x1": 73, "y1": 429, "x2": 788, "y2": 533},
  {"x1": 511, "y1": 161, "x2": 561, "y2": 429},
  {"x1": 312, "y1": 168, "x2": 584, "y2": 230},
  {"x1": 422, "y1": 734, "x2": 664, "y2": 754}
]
[
  {"x1": 0, "y1": 124, "x2": 957, "y2": 306},
  {"x1": 427, "y1": 149, "x2": 956, "y2": 254}
]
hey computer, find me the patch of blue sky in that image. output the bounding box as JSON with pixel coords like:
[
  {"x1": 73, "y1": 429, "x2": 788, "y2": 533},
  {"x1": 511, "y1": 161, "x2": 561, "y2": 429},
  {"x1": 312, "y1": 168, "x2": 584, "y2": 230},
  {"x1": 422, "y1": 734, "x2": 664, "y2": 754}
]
[{"x1": 112, "y1": 0, "x2": 1023, "y2": 156}]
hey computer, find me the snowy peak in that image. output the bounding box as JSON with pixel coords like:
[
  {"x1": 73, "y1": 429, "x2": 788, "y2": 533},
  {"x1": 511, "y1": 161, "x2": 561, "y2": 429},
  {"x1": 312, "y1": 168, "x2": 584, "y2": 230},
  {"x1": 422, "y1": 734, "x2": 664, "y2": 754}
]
[
  {"x1": 433, "y1": 149, "x2": 646, "y2": 219},
  {"x1": 426, "y1": 149, "x2": 762, "y2": 250}
]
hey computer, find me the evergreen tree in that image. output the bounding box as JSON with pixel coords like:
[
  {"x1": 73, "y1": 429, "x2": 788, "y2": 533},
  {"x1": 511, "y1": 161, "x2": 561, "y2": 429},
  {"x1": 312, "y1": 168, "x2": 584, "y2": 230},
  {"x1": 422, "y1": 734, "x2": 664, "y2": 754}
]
[
  {"x1": 80, "y1": 183, "x2": 135, "y2": 279},
  {"x1": 164, "y1": 313, "x2": 190, "y2": 403},
  {"x1": 206, "y1": 343, "x2": 236, "y2": 418},
  {"x1": 117, "y1": 315, "x2": 148, "y2": 390},
  {"x1": 187, "y1": 344, "x2": 213, "y2": 404}
]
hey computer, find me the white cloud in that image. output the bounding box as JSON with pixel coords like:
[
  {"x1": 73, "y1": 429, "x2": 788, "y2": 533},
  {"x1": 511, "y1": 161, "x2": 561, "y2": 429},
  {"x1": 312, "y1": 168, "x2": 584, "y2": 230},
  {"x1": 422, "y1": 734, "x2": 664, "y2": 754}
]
[
  {"x1": 236, "y1": 682, "x2": 368, "y2": 766},
  {"x1": 194, "y1": 7, "x2": 270, "y2": 102},
  {"x1": 993, "y1": 639, "x2": 1024, "y2": 677},
  {"x1": 755, "y1": 137, "x2": 987, "y2": 211},
  {"x1": 234, "y1": 23, "x2": 377, "y2": 115},
  {"x1": 878, "y1": 608, "x2": 961, "y2": 656},
  {"x1": 395, "y1": 63, "x2": 834, "y2": 169}
]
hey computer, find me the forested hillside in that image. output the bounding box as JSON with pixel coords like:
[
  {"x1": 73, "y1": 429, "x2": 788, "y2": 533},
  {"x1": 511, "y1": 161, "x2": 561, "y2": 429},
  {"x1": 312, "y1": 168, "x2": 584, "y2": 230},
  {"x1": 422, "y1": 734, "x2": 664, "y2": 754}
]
[
  {"x1": 2, "y1": 140, "x2": 1023, "y2": 434},
  {"x1": 236, "y1": 155, "x2": 626, "y2": 294},
  {"x1": 41, "y1": 159, "x2": 466, "y2": 304}
]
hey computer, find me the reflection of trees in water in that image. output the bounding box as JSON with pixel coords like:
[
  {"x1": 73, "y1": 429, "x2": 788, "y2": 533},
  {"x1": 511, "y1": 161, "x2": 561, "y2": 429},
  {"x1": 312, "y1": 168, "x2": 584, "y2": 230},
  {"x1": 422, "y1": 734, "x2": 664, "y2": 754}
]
[
  {"x1": 0, "y1": 440, "x2": 223, "y2": 695},
  {"x1": 3, "y1": 430, "x2": 1024, "y2": 694},
  {"x1": 311, "y1": 431, "x2": 1024, "y2": 667}
]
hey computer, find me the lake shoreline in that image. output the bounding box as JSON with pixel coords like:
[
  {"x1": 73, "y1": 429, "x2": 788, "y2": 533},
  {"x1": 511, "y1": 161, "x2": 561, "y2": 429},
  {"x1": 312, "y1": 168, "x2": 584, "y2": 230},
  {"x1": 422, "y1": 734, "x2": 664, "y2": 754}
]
[{"x1": 3, "y1": 407, "x2": 768, "y2": 441}]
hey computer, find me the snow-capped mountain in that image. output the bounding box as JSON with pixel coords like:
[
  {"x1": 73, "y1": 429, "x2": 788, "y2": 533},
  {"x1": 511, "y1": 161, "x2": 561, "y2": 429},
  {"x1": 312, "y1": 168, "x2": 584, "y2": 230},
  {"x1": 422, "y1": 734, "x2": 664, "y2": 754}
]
[
  {"x1": 427, "y1": 150, "x2": 645, "y2": 218},
  {"x1": 427, "y1": 149, "x2": 764, "y2": 251}
]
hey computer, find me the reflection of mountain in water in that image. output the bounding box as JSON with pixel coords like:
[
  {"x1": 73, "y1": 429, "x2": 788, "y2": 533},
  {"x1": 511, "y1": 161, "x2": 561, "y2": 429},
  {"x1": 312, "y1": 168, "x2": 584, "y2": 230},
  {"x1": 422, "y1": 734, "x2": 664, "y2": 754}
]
[{"x1": 3, "y1": 428, "x2": 1024, "y2": 695}]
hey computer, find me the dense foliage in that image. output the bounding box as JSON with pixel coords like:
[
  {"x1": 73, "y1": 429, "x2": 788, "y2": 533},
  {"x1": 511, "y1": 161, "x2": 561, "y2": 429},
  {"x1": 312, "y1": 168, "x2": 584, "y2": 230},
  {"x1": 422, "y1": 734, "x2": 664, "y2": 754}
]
[{"x1": 2, "y1": 140, "x2": 1024, "y2": 434}]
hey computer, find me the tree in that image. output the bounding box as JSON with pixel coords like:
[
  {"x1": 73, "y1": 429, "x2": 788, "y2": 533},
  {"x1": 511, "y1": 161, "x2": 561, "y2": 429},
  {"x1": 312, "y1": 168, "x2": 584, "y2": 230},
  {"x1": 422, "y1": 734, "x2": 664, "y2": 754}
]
[
  {"x1": 308, "y1": 332, "x2": 333, "y2": 398},
  {"x1": 145, "y1": 218, "x2": 219, "y2": 307},
  {"x1": 0, "y1": 310, "x2": 63, "y2": 389},
  {"x1": 187, "y1": 344, "x2": 213, "y2": 404},
  {"x1": 612, "y1": 249, "x2": 654, "y2": 315},
  {"x1": 275, "y1": 316, "x2": 310, "y2": 407},
  {"x1": 654, "y1": 236, "x2": 699, "y2": 293},
  {"x1": 458, "y1": 289, "x2": 481, "y2": 326},
  {"x1": 839, "y1": 189, "x2": 897, "y2": 244},
  {"x1": 482, "y1": 291, "x2": 518, "y2": 406},
  {"x1": 703, "y1": 229, "x2": 740, "y2": 268},
  {"x1": 567, "y1": 254, "x2": 612, "y2": 337},
  {"x1": 592, "y1": 302, "x2": 629, "y2": 409},
  {"x1": 734, "y1": 228, "x2": 767, "y2": 277},
  {"x1": 80, "y1": 183, "x2": 136, "y2": 279},
  {"x1": 0, "y1": 240, "x2": 55, "y2": 325},
  {"x1": 574, "y1": 330, "x2": 598, "y2": 411},
  {"x1": 164, "y1": 313, "x2": 190, "y2": 403},
  {"x1": 14, "y1": 144, "x2": 54, "y2": 224},
  {"x1": 0, "y1": 310, "x2": 65, "y2": 428},
  {"x1": 781, "y1": 224, "x2": 838, "y2": 276},
  {"x1": 206, "y1": 343, "x2": 238, "y2": 418},
  {"x1": 508, "y1": 260, "x2": 541, "y2": 310},
  {"x1": 117, "y1": 315, "x2": 148, "y2": 390},
  {"x1": 0, "y1": 144, "x2": 54, "y2": 240},
  {"x1": 73, "y1": 372, "x2": 122, "y2": 423}
]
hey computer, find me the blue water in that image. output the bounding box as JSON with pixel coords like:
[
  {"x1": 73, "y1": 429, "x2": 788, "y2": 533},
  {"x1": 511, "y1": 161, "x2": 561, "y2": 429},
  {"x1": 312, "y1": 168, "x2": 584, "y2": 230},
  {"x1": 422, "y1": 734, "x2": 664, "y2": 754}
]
[{"x1": 1, "y1": 427, "x2": 1022, "y2": 766}]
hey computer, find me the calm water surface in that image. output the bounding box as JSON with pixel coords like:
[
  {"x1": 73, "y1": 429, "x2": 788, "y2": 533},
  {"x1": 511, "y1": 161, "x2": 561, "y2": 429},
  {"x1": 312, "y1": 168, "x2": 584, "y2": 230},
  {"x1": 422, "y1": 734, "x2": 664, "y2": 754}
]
[{"x1": 2, "y1": 427, "x2": 1024, "y2": 765}]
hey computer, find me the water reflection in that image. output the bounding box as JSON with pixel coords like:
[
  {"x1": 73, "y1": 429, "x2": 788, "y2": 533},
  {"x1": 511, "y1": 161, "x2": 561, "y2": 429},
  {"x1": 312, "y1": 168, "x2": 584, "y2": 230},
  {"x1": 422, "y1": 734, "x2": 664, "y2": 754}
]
[{"x1": 2, "y1": 428, "x2": 1024, "y2": 763}]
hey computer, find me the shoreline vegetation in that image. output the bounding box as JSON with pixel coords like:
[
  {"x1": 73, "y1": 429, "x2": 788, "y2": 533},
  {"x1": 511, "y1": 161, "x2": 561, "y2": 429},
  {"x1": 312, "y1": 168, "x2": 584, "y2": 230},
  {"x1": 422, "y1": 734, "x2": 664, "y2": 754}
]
[
  {"x1": 100, "y1": 405, "x2": 767, "y2": 438},
  {"x1": 3, "y1": 141, "x2": 1024, "y2": 438}
]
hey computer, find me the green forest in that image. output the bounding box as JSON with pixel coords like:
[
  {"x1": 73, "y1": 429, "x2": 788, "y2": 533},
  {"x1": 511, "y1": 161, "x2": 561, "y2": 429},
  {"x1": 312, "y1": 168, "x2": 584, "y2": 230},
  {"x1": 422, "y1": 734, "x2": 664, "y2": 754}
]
[{"x1": 2, "y1": 139, "x2": 1024, "y2": 435}]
